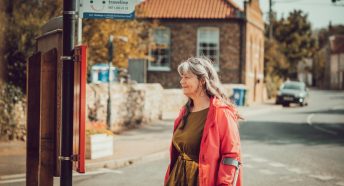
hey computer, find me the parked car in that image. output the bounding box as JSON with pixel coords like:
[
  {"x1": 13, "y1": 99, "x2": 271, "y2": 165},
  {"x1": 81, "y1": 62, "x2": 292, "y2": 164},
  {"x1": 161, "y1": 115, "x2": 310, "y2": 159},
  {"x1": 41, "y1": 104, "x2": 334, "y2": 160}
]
[{"x1": 275, "y1": 81, "x2": 309, "y2": 107}]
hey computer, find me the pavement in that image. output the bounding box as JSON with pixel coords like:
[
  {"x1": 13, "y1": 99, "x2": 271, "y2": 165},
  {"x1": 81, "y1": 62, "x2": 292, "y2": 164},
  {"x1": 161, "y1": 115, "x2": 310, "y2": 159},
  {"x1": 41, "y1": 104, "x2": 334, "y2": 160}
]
[{"x1": 0, "y1": 99, "x2": 281, "y2": 182}]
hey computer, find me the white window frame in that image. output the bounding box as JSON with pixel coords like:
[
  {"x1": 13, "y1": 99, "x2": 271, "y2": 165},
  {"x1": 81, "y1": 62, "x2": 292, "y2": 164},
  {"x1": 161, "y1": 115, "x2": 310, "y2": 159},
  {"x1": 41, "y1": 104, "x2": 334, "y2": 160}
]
[
  {"x1": 197, "y1": 27, "x2": 220, "y2": 71},
  {"x1": 148, "y1": 27, "x2": 171, "y2": 71}
]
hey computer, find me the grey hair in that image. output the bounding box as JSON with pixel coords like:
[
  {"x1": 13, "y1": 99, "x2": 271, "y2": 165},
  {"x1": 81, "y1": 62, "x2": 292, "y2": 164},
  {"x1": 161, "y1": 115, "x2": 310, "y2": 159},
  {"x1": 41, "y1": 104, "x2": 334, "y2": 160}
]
[{"x1": 177, "y1": 57, "x2": 240, "y2": 128}]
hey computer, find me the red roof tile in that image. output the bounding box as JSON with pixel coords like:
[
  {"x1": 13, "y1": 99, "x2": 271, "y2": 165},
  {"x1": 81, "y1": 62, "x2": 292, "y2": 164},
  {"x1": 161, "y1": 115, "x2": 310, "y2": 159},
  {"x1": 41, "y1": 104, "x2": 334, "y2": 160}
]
[{"x1": 136, "y1": 0, "x2": 242, "y2": 19}]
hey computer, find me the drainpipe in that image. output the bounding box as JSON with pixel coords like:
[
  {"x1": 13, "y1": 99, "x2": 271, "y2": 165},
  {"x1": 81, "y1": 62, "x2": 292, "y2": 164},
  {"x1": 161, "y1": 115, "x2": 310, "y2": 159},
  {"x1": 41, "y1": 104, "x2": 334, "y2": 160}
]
[{"x1": 239, "y1": 1, "x2": 248, "y2": 84}]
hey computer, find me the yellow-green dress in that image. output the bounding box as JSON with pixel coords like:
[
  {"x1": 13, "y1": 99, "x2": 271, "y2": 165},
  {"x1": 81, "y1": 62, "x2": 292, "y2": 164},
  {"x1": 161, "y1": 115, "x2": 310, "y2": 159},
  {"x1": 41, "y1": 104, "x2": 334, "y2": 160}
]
[{"x1": 166, "y1": 108, "x2": 209, "y2": 186}]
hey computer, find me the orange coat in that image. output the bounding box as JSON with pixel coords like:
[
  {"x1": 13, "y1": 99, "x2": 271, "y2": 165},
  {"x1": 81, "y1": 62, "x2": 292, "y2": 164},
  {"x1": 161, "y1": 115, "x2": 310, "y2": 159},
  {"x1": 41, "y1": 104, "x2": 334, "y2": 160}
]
[{"x1": 164, "y1": 97, "x2": 242, "y2": 186}]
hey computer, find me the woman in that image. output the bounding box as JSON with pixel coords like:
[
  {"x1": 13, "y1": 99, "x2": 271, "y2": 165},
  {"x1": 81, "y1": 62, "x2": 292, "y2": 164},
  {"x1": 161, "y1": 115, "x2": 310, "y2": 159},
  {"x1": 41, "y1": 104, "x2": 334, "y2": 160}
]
[{"x1": 164, "y1": 57, "x2": 242, "y2": 186}]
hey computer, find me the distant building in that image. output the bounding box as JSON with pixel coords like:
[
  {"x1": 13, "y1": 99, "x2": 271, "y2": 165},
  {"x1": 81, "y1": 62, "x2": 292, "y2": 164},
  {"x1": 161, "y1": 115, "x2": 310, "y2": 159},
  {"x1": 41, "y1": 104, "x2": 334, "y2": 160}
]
[
  {"x1": 318, "y1": 35, "x2": 344, "y2": 90},
  {"x1": 297, "y1": 58, "x2": 313, "y2": 86},
  {"x1": 136, "y1": 0, "x2": 265, "y2": 104}
]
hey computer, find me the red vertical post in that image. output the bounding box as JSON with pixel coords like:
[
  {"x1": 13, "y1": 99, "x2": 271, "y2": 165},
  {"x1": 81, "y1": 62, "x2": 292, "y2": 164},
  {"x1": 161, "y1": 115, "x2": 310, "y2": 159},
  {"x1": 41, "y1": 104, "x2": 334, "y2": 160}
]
[
  {"x1": 79, "y1": 45, "x2": 87, "y2": 173},
  {"x1": 72, "y1": 45, "x2": 87, "y2": 173}
]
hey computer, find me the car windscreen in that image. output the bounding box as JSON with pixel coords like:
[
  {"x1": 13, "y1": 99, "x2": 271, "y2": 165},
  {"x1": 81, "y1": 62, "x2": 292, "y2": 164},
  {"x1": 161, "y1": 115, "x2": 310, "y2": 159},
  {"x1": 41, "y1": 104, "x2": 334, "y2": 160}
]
[{"x1": 282, "y1": 83, "x2": 304, "y2": 90}]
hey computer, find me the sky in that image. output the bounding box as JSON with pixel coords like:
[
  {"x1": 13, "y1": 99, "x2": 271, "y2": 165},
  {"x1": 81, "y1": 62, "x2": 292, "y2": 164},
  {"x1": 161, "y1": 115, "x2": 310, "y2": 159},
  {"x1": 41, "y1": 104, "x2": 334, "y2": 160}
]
[{"x1": 232, "y1": 0, "x2": 344, "y2": 29}]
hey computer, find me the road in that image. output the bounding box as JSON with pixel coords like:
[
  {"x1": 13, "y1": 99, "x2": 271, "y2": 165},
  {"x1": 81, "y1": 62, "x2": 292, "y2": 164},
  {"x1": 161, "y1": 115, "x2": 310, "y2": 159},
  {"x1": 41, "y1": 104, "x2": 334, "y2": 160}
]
[
  {"x1": 72, "y1": 89, "x2": 344, "y2": 186},
  {"x1": 2, "y1": 89, "x2": 343, "y2": 186}
]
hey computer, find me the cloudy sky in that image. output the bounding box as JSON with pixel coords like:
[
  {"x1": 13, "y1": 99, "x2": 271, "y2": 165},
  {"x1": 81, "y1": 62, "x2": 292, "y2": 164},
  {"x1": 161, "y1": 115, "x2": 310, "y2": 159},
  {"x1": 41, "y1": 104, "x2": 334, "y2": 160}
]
[{"x1": 232, "y1": 0, "x2": 344, "y2": 29}]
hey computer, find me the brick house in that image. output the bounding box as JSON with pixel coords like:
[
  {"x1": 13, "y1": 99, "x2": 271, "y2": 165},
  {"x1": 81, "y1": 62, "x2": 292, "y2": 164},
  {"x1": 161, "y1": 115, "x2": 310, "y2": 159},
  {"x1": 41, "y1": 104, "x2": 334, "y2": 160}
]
[
  {"x1": 136, "y1": 0, "x2": 265, "y2": 104},
  {"x1": 325, "y1": 35, "x2": 344, "y2": 89}
]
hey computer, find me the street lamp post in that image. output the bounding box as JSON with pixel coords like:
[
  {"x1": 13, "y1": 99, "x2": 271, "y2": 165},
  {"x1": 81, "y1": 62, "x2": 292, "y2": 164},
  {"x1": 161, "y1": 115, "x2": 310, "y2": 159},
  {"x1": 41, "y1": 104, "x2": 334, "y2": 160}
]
[
  {"x1": 107, "y1": 35, "x2": 114, "y2": 129},
  {"x1": 269, "y1": 0, "x2": 273, "y2": 40},
  {"x1": 61, "y1": 0, "x2": 75, "y2": 185}
]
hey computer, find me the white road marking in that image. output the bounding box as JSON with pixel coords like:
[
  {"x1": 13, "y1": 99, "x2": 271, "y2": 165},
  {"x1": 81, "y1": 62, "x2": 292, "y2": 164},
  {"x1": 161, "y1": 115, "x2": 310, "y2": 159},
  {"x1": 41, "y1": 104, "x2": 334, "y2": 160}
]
[
  {"x1": 288, "y1": 178, "x2": 303, "y2": 183},
  {"x1": 306, "y1": 113, "x2": 338, "y2": 135},
  {"x1": 309, "y1": 174, "x2": 334, "y2": 181},
  {"x1": 74, "y1": 168, "x2": 123, "y2": 176},
  {"x1": 259, "y1": 169, "x2": 276, "y2": 175},
  {"x1": 242, "y1": 154, "x2": 253, "y2": 159},
  {"x1": 0, "y1": 173, "x2": 25, "y2": 180},
  {"x1": 251, "y1": 157, "x2": 268, "y2": 163},
  {"x1": 0, "y1": 174, "x2": 26, "y2": 184},
  {"x1": 331, "y1": 105, "x2": 344, "y2": 110},
  {"x1": 306, "y1": 114, "x2": 315, "y2": 125},
  {"x1": 0, "y1": 178, "x2": 25, "y2": 184},
  {"x1": 269, "y1": 162, "x2": 287, "y2": 168},
  {"x1": 246, "y1": 154, "x2": 341, "y2": 183},
  {"x1": 0, "y1": 169, "x2": 124, "y2": 184},
  {"x1": 244, "y1": 164, "x2": 254, "y2": 169},
  {"x1": 336, "y1": 181, "x2": 344, "y2": 186},
  {"x1": 286, "y1": 167, "x2": 309, "y2": 174}
]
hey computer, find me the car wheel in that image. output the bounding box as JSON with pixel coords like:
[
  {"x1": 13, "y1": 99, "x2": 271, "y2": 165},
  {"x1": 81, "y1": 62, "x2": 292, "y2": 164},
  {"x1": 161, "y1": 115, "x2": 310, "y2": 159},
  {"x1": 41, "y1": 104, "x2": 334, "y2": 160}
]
[{"x1": 282, "y1": 102, "x2": 289, "y2": 107}]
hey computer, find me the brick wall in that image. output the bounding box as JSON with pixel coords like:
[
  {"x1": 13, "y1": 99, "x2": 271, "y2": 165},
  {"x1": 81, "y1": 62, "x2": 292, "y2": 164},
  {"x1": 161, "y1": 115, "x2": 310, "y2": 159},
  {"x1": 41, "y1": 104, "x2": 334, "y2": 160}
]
[
  {"x1": 244, "y1": 0, "x2": 265, "y2": 104},
  {"x1": 147, "y1": 20, "x2": 242, "y2": 88}
]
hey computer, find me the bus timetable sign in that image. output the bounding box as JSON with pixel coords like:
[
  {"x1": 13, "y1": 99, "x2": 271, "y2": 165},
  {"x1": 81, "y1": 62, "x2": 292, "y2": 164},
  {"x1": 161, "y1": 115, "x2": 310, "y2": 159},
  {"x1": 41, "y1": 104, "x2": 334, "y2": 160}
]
[{"x1": 79, "y1": 0, "x2": 135, "y2": 19}]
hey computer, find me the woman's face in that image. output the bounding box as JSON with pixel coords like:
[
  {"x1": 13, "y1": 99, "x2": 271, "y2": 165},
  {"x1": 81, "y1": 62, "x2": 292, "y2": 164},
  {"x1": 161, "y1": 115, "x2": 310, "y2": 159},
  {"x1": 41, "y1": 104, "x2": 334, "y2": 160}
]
[{"x1": 180, "y1": 71, "x2": 202, "y2": 98}]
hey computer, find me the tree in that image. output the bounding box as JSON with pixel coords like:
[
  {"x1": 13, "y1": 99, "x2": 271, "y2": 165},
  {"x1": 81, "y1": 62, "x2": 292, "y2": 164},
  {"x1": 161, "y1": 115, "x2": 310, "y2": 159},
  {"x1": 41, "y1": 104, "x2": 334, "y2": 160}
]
[
  {"x1": 4, "y1": 0, "x2": 156, "y2": 91},
  {"x1": 82, "y1": 19, "x2": 156, "y2": 68},
  {"x1": 272, "y1": 10, "x2": 317, "y2": 78},
  {"x1": 4, "y1": 0, "x2": 62, "y2": 92},
  {"x1": 0, "y1": 1, "x2": 6, "y2": 83},
  {"x1": 264, "y1": 39, "x2": 289, "y2": 97}
]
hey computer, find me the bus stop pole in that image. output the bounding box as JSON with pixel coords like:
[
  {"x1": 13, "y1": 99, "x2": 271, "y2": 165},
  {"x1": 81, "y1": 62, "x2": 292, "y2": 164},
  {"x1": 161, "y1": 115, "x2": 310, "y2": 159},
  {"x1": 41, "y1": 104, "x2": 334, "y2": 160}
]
[{"x1": 61, "y1": 0, "x2": 76, "y2": 185}]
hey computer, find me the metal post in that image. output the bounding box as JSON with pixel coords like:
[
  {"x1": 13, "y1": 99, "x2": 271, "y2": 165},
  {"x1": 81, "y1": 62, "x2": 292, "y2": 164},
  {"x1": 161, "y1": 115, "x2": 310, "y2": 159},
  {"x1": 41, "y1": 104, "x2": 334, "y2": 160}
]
[
  {"x1": 107, "y1": 35, "x2": 114, "y2": 129},
  {"x1": 61, "y1": 0, "x2": 76, "y2": 185},
  {"x1": 269, "y1": 0, "x2": 273, "y2": 40},
  {"x1": 76, "y1": 0, "x2": 82, "y2": 45},
  {"x1": 77, "y1": 18, "x2": 82, "y2": 45}
]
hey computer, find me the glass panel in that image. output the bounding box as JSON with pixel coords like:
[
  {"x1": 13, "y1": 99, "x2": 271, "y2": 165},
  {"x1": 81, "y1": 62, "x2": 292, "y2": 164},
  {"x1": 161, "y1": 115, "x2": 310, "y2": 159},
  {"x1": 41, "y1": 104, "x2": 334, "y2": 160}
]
[
  {"x1": 198, "y1": 28, "x2": 219, "y2": 43},
  {"x1": 154, "y1": 28, "x2": 170, "y2": 45},
  {"x1": 209, "y1": 49, "x2": 216, "y2": 56},
  {"x1": 149, "y1": 28, "x2": 171, "y2": 69},
  {"x1": 208, "y1": 43, "x2": 216, "y2": 48},
  {"x1": 200, "y1": 43, "x2": 207, "y2": 48},
  {"x1": 160, "y1": 49, "x2": 167, "y2": 56},
  {"x1": 198, "y1": 27, "x2": 219, "y2": 66},
  {"x1": 160, "y1": 57, "x2": 168, "y2": 67}
]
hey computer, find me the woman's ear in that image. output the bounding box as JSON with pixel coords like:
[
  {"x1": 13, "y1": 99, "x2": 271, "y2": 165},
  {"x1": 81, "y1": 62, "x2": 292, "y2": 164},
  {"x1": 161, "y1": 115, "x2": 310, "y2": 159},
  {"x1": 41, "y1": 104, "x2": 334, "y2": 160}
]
[{"x1": 201, "y1": 78, "x2": 206, "y2": 85}]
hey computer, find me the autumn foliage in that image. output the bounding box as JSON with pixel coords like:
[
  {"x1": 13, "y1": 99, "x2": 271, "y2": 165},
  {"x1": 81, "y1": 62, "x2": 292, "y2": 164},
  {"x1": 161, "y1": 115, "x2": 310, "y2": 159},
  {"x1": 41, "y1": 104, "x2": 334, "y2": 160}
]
[{"x1": 86, "y1": 121, "x2": 113, "y2": 136}]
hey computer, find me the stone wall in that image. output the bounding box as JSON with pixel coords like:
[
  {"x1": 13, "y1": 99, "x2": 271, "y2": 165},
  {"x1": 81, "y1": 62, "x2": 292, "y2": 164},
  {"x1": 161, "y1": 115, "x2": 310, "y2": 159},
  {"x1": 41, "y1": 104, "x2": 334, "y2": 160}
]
[
  {"x1": 162, "y1": 89, "x2": 188, "y2": 119},
  {"x1": 0, "y1": 98, "x2": 27, "y2": 141},
  {"x1": 86, "y1": 83, "x2": 164, "y2": 132},
  {"x1": 6, "y1": 83, "x2": 246, "y2": 139},
  {"x1": 160, "y1": 85, "x2": 239, "y2": 119}
]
